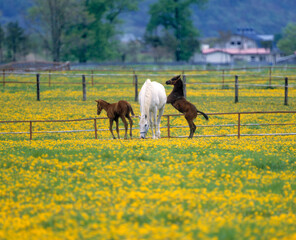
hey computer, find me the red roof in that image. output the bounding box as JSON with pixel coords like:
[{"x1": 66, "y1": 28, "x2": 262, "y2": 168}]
[{"x1": 202, "y1": 48, "x2": 270, "y2": 55}]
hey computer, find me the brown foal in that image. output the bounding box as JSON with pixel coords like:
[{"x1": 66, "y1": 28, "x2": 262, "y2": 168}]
[
  {"x1": 95, "y1": 99, "x2": 134, "y2": 139},
  {"x1": 166, "y1": 75, "x2": 209, "y2": 138}
]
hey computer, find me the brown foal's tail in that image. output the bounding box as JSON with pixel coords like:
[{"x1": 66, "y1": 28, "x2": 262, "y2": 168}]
[
  {"x1": 129, "y1": 104, "x2": 135, "y2": 116},
  {"x1": 198, "y1": 110, "x2": 209, "y2": 120}
]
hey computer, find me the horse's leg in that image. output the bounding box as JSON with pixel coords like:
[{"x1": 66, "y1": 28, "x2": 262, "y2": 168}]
[
  {"x1": 191, "y1": 121, "x2": 196, "y2": 138},
  {"x1": 126, "y1": 115, "x2": 133, "y2": 139},
  {"x1": 115, "y1": 118, "x2": 120, "y2": 139},
  {"x1": 152, "y1": 109, "x2": 158, "y2": 139},
  {"x1": 120, "y1": 116, "x2": 128, "y2": 139},
  {"x1": 185, "y1": 115, "x2": 196, "y2": 138},
  {"x1": 109, "y1": 119, "x2": 116, "y2": 139},
  {"x1": 156, "y1": 106, "x2": 165, "y2": 138},
  {"x1": 149, "y1": 112, "x2": 155, "y2": 139}
]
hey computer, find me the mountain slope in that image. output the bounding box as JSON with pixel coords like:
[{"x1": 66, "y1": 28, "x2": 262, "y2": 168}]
[{"x1": 1, "y1": 0, "x2": 296, "y2": 37}]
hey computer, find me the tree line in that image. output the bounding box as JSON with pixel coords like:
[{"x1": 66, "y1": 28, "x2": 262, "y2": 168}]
[
  {"x1": 0, "y1": 0, "x2": 295, "y2": 63},
  {"x1": 0, "y1": 22, "x2": 29, "y2": 62}
]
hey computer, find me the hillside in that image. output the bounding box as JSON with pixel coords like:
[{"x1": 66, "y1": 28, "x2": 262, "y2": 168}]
[
  {"x1": 193, "y1": 0, "x2": 296, "y2": 36},
  {"x1": 120, "y1": 0, "x2": 296, "y2": 37},
  {"x1": 1, "y1": 0, "x2": 296, "y2": 37}
]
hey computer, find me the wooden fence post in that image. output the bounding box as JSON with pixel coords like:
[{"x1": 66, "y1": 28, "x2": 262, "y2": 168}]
[
  {"x1": 91, "y1": 70, "x2": 94, "y2": 87},
  {"x1": 134, "y1": 74, "x2": 138, "y2": 102},
  {"x1": 182, "y1": 74, "x2": 187, "y2": 98},
  {"x1": 2, "y1": 70, "x2": 5, "y2": 87},
  {"x1": 48, "y1": 70, "x2": 51, "y2": 87},
  {"x1": 237, "y1": 113, "x2": 241, "y2": 139},
  {"x1": 284, "y1": 77, "x2": 288, "y2": 106},
  {"x1": 269, "y1": 66, "x2": 272, "y2": 87},
  {"x1": 30, "y1": 121, "x2": 33, "y2": 140},
  {"x1": 82, "y1": 75, "x2": 86, "y2": 101},
  {"x1": 235, "y1": 75, "x2": 239, "y2": 103},
  {"x1": 36, "y1": 74, "x2": 40, "y2": 101},
  {"x1": 94, "y1": 118, "x2": 98, "y2": 139},
  {"x1": 167, "y1": 115, "x2": 171, "y2": 138},
  {"x1": 222, "y1": 69, "x2": 225, "y2": 89}
]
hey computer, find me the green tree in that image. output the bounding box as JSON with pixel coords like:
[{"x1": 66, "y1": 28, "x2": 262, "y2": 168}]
[
  {"x1": 0, "y1": 24, "x2": 4, "y2": 62},
  {"x1": 5, "y1": 22, "x2": 27, "y2": 61},
  {"x1": 62, "y1": 2, "x2": 94, "y2": 63},
  {"x1": 146, "y1": 0, "x2": 208, "y2": 62},
  {"x1": 85, "y1": 0, "x2": 141, "y2": 61},
  {"x1": 278, "y1": 23, "x2": 296, "y2": 55},
  {"x1": 28, "y1": 0, "x2": 80, "y2": 62}
]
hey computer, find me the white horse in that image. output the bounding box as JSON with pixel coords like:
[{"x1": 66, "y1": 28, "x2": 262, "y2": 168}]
[{"x1": 139, "y1": 79, "x2": 167, "y2": 139}]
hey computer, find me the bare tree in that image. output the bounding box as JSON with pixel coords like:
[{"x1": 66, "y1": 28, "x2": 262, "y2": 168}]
[{"x1": 28, "y1": 0, "x2": 79, "y2": 62}]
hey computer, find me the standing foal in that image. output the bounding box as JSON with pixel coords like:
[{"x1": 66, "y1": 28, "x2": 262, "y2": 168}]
[
  {"x1": 166, "y1": 75, "x2": 209, "y2": 138},
  {"x1": 95, "y1": 99, "x2": 134, "y2": 139}
]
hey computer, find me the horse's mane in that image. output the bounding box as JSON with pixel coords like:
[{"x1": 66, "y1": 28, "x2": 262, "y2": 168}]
[
  {"x1": 99, "y1": 99, "x2": 109, "y2": 105},
  {"x1": 140, "y1": 79, "x2": 153, "y2": 118}
]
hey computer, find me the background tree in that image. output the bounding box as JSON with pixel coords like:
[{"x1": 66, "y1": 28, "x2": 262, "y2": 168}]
[
  {"x1": 28, "y1": 0, "x2": 79, "y2": 62},
  {"x1": 85, "y1": 0, "x2": 141, "y2": 61},
  {"x1": 144, "y1": 31, "x2": 176, "y2": 62},
  {"x1": 277, "y1": 23, "x2": 296, "y2": 55},
  {"x1": 116, "y1": 39, "x2": 143, "y2": 63},
  {"x1": 5, "y1": 22, "x2": 28, "y2": 61},
  {"x1": 0, "y1": 24, "x2": 4, "y2": 62},
  {"x1": 62, "y1": 2, "x2": 94, "y2": 63},
  {"x1": 146, "y1": 0, "x2": 208, "y2": 62}
]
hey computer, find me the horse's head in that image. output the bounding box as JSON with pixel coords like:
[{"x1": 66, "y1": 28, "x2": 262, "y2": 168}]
[
  {"x1": 166, "y1": 75, "x2": 181, "y2": 85},
  {"x1": 95, "y1": 100, "x2": 103, "y2": 115},
  {"x1": 139, "y1": 114, "x2": 149, "y2": 139}
]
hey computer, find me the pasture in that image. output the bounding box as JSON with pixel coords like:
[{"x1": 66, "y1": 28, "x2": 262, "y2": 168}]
[{"x1": 0, "y1": 68, "x2": 296, "y2": 239}]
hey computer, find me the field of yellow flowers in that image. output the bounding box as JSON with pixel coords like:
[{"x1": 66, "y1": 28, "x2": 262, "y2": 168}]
[{"x1": 0, "y1": 68, "x2": 296, "y2": 239}]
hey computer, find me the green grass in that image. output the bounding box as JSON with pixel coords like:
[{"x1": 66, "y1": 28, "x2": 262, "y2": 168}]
[{"x1": 0, "y1": 68, "x2": 296, "y2": 239}]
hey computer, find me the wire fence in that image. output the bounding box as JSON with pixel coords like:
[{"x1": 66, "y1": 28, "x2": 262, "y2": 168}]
[
  {"x1": 1, "y1": 111, "x2": 295, "y2": 140},
  {"x1": 2, "y1": 71, "x2": 294, "y2": 104},
  {"x1": 2, "y1": 66, "x2": 296, "y2": 88},
  {"x1": 1, "y1": 65, "x2": 295, "y2": 124}
]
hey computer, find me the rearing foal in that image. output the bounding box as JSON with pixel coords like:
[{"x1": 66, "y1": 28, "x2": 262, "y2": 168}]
[
  {"x1": 95, "y1": 99, "x2": 134, "y2": 139},
  {"x1": 166, "y1": 75, "x2": 209, "y2": 138}
]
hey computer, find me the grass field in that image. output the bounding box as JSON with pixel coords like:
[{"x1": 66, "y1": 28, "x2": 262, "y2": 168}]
[{"x1": 1, "y1": 68, "x2": 296, "y2": 239}]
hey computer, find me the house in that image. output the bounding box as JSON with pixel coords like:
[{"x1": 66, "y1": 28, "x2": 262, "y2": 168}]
[
  {"x1": 202, "y1": 48, "x2": 272, "y2": 64},
  {"x1": 217, "y1": 28, "x2": 274, "y2": 50},
  {"x1": 192, "y1": 28, "x2": 280, "y2": 64}
]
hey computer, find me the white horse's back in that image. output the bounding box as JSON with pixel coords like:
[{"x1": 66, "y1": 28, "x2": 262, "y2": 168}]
[
  {"x1": 139, "y1": 79, "x2": 167, "y2": 139},
  {"x1": 151, "y1": 81, "x2": 167, "y2": 109},
  {"x1": 139, "y1": 79, "x2": 166, "y2": 112}
]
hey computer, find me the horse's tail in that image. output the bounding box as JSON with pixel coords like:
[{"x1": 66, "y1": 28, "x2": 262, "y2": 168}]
[
  {"x1": 128, "y1": 103, "x2": 135, "y2": 116},
  {"x1": 197, "y1": 110, "x2": 209, "y2": 121}
]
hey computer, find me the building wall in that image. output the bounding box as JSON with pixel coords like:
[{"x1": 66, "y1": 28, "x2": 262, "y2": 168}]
[
  {"x1": 201, "y1": 52, "x2": 272, "y2": 64},
  {"x1": 232, "y1": 54, "x2": 272, "y2": 63},
  {"x1": 225, "y1": 36, "x2": 257, "y2": 49},
  {"x1": 205, "y1": 52, "x2": 232, "y2": 64}
]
